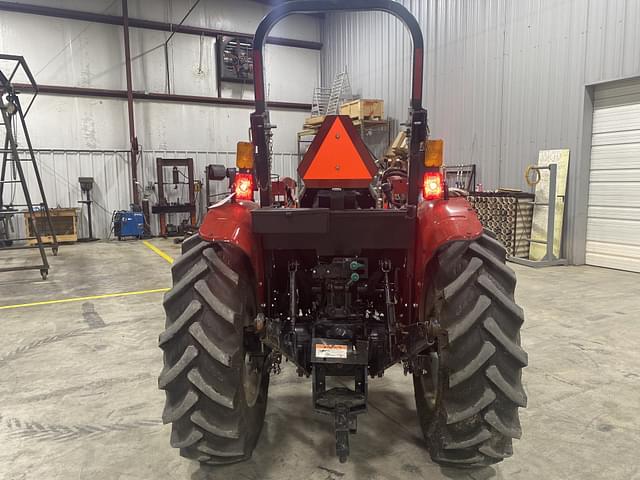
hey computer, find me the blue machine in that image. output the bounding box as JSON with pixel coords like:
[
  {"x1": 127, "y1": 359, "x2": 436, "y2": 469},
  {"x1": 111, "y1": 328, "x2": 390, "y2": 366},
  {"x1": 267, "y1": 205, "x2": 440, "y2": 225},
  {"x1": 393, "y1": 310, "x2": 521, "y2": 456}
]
[{"x1": 113, "y1": 210, "x2": 145, "y2": 240}]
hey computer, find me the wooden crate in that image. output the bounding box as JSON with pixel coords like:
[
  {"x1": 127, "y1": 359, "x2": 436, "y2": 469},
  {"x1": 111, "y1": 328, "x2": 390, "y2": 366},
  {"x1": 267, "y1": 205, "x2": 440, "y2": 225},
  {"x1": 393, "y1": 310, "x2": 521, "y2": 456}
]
[
  {"x1": 340, "y1": 99, "x2": 384, "y2": 120},
  {"x1": 25, "y1": 208, "x2": 79, "y2": 244}
]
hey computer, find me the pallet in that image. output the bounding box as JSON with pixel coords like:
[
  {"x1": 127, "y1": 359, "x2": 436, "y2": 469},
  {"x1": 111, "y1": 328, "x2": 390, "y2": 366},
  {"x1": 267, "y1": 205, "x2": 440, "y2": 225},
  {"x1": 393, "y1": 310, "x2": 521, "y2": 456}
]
[
  {"x1": 340, "y1": 99, "x2": 384, "y2": 120},
  {"x1": 302, "y1": 116, "x2": 388, "y2": 133},
  {"x1": 304, "y1": 115, "x2": 326, "y2": 127},
  {"x1": 298, "y1": 128, "x2": 318, "y2": 137},
  {"x1": 25, "y1": 208, "x2": 79, "y2": 245}
]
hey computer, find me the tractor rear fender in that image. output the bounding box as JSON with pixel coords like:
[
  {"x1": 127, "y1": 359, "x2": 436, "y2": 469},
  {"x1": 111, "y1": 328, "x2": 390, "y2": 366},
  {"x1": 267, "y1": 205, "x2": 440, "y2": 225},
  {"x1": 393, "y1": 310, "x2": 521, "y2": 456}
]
[
  {"x1": 198, "y1": 200, "x2": 265, "y2": 302},
  {"x1": 413, "y1": 197, "x2": 483, "y2": 302}
]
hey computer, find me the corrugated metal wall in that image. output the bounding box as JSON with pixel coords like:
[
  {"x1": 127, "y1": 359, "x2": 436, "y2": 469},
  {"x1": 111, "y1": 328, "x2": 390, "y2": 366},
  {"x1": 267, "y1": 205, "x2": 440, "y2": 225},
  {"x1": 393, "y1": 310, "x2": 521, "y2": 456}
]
[
  {"x1": 0, "y1": 0, "x2": 321, "y2": 153},
  {"x1": 5, "y1": 149, "x2": 298, "y2": 239},
  {"x1": 322, "y1": 0, "x2": 640, "y2": 263},
  {"x1": 1, "y1": 0, "x2": 320, "y2": 241}
]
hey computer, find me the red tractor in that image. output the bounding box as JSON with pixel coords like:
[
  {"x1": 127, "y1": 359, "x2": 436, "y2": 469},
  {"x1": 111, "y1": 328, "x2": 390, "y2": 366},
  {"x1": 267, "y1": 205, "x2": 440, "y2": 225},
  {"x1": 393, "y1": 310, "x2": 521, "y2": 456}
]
[{"x1": 159, "y1": 0, "x2": 527, "y2": 467}]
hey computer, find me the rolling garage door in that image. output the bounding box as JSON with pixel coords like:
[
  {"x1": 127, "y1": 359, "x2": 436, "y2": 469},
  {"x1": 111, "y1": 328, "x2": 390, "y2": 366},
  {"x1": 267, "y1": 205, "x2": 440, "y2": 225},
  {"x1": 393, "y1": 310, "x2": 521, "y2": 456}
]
[{"x1": 586, "y1": 80, "x2": 640, "y2": 272}]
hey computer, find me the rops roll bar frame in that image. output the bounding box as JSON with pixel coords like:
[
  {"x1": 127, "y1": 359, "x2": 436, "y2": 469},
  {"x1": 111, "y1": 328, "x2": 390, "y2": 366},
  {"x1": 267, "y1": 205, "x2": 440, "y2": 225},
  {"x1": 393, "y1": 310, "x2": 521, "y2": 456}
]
[{"x1": 250, "y1": 0, "x2": 427, "y2": 207}]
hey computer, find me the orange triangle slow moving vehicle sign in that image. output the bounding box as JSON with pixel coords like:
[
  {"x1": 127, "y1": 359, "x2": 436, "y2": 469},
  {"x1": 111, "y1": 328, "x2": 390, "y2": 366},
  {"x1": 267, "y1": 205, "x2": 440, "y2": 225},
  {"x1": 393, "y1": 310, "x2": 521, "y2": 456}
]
[{"x1": 298, "y1": 115, "x2": 377, "y2": 188}]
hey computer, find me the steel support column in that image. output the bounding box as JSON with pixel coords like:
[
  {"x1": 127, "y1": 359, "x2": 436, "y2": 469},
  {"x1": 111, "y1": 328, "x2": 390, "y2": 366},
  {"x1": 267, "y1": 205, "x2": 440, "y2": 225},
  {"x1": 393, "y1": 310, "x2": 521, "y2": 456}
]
[{"x1": 122, "y1": 0, "x2": 139, "y2": 206}]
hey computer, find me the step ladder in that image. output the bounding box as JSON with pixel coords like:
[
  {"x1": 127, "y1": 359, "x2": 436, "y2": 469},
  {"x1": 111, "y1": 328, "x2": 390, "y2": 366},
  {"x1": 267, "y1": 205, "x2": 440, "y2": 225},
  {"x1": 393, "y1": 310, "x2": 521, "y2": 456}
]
[
  {"x1": 0, "y1": 55, "x2": 58, "y2": 280},
  {"x1": 326, "y1": 71, "x2": 352, "y2": 115},
  {"x1": 311, "y1": 86, "x2": 331, "y2": 116}
]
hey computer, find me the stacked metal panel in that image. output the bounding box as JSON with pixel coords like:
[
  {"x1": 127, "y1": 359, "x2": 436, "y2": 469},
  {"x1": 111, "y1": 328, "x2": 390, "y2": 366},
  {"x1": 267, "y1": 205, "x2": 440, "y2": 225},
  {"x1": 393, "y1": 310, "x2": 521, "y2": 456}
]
[{"x1": 468, "y1": 193, "x2": 535, "y2": 258}]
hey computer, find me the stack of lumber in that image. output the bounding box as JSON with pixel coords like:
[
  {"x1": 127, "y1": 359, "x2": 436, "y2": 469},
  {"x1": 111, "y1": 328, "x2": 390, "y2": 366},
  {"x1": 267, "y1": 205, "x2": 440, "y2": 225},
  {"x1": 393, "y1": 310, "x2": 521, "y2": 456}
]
[{"x1": 382, "y1": 131, "x2": 408, "y2": 169}]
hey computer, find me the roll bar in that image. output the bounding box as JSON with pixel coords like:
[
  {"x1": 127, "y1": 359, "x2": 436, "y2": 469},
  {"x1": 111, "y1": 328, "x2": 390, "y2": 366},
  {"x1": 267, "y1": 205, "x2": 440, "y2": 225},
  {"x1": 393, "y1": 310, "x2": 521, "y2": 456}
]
[
  {"x1": 252, "y1": 0, "x2": 424, "y2": 112},
  {"x1": 250, "y1": 0, "x2": 427, "y2": 206}
]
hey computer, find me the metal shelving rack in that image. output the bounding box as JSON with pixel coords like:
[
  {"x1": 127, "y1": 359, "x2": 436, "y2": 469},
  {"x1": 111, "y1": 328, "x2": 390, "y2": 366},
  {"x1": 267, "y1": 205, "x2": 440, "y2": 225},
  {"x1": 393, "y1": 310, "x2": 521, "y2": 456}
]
[{"x1": 444, "y1": 164, "x2": 476, "y2": 192}]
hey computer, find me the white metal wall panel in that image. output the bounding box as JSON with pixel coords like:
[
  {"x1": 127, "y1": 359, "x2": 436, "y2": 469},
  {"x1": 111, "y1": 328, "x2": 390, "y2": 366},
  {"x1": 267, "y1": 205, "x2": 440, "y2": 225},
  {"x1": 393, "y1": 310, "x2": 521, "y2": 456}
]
[
  {"x1": 2, "y1": 149, "x2": 298, "y2": 240},
  {"x1": 322, "y1": 0, "x2": 640, "y2": 264},
  {"x1": 0, "y1": 0, "x2": 317, "y2": 240},
  {"x1": 0, "y1": 1, "x2": 321, "y2": 152},
  {"x1": 2, "y1": 150, "x2": 131, "y2": 240},
  {"x1": 586, "y1": 80, "x2": 640, "y2": 272}
]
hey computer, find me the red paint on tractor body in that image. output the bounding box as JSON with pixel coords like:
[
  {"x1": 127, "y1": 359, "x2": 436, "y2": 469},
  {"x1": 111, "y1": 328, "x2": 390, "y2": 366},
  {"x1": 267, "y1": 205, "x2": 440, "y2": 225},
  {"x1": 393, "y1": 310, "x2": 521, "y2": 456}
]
[
  {"x1": 198, "y1": 196, "x2": 482, "y2": 309},
  {"x1": 413, "y1": 196, "x2": 483, "y2": 302},
  {"x1": 199, "y1": 200, "x2": 265, "y2": 302}
]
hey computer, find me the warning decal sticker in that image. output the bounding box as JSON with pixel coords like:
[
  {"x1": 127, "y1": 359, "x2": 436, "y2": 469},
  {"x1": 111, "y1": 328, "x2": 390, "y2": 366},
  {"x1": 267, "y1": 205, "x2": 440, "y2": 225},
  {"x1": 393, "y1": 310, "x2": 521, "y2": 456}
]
[{"x1": 315, "y1": 343, "x2": 348, "y2": 359}]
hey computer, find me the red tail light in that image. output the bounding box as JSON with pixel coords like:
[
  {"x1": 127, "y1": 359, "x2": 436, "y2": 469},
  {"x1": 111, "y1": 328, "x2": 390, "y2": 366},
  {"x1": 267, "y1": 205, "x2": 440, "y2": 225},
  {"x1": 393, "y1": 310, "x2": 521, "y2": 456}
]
[
  {"x1": 422, "y1": 171, "x2": 444, "y2": 200},
  {"x1": 234, "y1": 172, "x2": 254, "y2": 201}
]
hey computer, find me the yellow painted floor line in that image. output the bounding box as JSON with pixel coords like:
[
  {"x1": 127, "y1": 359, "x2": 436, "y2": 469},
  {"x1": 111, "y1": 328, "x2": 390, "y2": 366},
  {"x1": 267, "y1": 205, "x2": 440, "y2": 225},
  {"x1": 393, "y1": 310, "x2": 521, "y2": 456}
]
[
  {"x1": 142, "y1": 240, "x2": 174, "y2": 264},
  {"x1": 0, "y1": 288, "x2": 170, "y2": 310}
]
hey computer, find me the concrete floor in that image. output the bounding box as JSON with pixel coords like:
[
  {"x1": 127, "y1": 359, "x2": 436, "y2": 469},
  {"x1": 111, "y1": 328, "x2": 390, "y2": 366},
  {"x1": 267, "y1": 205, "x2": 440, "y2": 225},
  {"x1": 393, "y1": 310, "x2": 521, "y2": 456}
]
[{"x1": 1, "y1": 239, "x2": 639, "y2": 480}]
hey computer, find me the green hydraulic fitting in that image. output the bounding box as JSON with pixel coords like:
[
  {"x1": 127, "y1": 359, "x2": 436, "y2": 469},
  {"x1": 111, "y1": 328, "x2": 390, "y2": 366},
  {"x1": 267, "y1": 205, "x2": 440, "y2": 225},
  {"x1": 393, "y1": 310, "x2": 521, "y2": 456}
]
[
  {"x1": 347, "y1": 272, "x2": 360, "y2": 286},
  {"x1": 350, "y1": 260, "x2": 365, "y2": 271}
]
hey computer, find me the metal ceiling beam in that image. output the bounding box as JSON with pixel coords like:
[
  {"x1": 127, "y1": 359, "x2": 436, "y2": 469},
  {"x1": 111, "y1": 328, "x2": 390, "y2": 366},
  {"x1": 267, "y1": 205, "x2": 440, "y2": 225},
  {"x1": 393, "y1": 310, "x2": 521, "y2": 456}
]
[
  {"x1": 13, "y1": 83, "x2": 312, "y2": 110},
  {"x1": 0, "y1": 1, "x2": 323, "y2": 50}
]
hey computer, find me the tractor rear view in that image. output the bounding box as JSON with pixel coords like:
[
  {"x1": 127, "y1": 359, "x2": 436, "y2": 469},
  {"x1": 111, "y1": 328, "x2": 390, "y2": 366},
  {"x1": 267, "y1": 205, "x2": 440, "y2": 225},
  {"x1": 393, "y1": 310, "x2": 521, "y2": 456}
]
[{"x1": 158, "y1": 0, "x2": 527, "y2": 467}]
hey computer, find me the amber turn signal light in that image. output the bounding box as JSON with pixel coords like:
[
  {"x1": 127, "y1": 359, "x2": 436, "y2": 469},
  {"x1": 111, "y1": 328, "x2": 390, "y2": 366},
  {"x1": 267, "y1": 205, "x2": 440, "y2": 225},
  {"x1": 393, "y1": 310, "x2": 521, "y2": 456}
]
[
  {"x1": 424, "y1": 139, "x2": 444, "y2": 167},
  {"x1": 236, "y1": 141, "x2": 254, "y2": 169}
]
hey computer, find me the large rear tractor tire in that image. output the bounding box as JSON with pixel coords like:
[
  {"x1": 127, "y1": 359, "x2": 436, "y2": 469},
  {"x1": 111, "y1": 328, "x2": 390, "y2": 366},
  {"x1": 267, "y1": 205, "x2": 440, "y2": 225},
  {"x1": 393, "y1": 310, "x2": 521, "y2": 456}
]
[
  {"x1": 414, "y1": 231, "x2": 528, "y2": 467},
  {"x1": 159, "y1": 235, "x2": 270, "y2": 465}
]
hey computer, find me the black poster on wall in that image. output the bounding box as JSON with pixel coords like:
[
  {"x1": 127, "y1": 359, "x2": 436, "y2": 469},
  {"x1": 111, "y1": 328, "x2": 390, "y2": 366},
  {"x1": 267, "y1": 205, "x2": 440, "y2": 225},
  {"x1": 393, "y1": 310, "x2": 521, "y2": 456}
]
[{"x1": 217, "y1": 35, "x2": 254, "y2": 83}]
